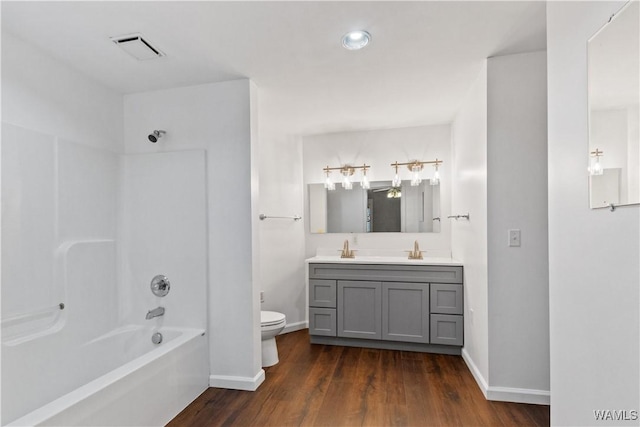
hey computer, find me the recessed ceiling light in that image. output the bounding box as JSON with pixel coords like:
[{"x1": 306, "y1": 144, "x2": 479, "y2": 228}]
[{"x1": 342, "y1": 30, "x2": 371, "y2": 50}]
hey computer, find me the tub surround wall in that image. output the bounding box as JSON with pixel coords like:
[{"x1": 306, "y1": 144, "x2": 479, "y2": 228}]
[
  {"x1": 2, "y1": 125, "x2": 58, "y2": 326},
  {"x1": 119, "y1": 151, "x2": 207, "y2": 329},
  {"x1": 1, "y1": 33, "x2": 123, "y2": 425},
  {"x1": 123, "y1": 79, "x2": 263, "y2": 391},
  {"x1": 547, "y1": 2, "x2": 639, "y2": 424},
  {"x1": 1, "y1": 33, "x2": 123, "y2": 152}
]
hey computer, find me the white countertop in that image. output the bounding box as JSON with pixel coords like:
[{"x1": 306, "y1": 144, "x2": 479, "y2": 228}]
[{"x1": 305, "y1": 255, "x2": 463, "y2": 266}]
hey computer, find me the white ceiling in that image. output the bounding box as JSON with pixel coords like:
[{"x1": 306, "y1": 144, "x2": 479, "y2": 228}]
[{"x1": 1, "y1": 1, "x2": 547, "y2": 136}]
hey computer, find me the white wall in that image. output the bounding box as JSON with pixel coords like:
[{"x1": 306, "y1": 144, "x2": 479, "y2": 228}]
[
  {"x1": 547, "y1": 2, "x2": 640, "y2": 425},
  {"x1": 487, "y1": 51, "x2": 549, "y2": 399},
  {"x1": 123, "y1": 79, "x2": 264, "y2": 391},
  {"x1": 303, "y1": 125, "x2": 453, "y2": 258},
  {"x1": 451, "y1": 63, "x2": 490, "y2": 394},
  {"x1": 258, "y1": 129, "x2": 306, "y2": 332}
]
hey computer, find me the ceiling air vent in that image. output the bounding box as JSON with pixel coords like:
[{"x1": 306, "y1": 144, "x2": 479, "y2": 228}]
[{"x1": 110, "y1": 33, "x2": 165, "y2": 60}]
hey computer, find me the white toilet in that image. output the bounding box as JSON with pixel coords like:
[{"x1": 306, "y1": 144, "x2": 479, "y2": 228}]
[{"x1": 260, "y1": 311, "x2": 286, "y2": 367}]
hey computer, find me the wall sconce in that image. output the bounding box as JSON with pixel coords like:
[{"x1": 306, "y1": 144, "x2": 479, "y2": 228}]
[
  {"x1": 589, "y1": 148, "x2": 604, "y2": 176},
  {"x1": 323, "y1": 164, "x2": 371, "y2": 190},
  {"x1": 390, "y1": 159, "x2": 443, "y2": 186}
]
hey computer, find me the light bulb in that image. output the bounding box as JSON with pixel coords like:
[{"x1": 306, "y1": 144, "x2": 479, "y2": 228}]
[
  {"x1": 361, "y1": 174, "x2": 370, "y2": 190},
  {"x1": 411, "y1": 166, "x2": 422, "y2": 186},
  {"x1": 392, "y1": 173, "x2": 401, "y2": 188},
  {"x1": 342, "y1": 174, "x2": 353, "y2": 190},
  {"x1": 431, "y1": 169, "x2": 440, "y2": 186},
  {"x1": 325, "y1": 175, "x2": 335, "y2": 190},
  {"x1": 591, "y1": 158, "x2": 603, "y2": 176}
]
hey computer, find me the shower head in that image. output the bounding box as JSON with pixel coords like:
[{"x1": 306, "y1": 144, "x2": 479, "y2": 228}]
[{"x1": 148, "y1": 130, "x2": 166, "y2": 143}]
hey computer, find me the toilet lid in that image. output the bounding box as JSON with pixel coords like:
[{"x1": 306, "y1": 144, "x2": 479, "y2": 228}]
[{"x1": 261, "y1": 311, "x2": 286, "y2": 326}]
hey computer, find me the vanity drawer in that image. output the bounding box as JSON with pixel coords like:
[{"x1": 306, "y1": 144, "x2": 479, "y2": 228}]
[
  {"x1": 430, "y1": 314, "x2": 463, "y2": 346},
  {"x1": 309, "y1": 308, "x2": 337, "y2": 336},
  {"x1": 309, "y1": 279, "x2": 337, "y2": 308},
  {"x1": 430, "y1": 283, "x2": 463, "y2": 315}
]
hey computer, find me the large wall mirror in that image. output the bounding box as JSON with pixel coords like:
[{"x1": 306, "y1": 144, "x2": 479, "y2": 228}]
[
  {"x1": 588, "y1": 0, "x2": 639, "y2": 209},
  {"x1": 308, "y1": 180, "x2": 441, "y2": 233}
]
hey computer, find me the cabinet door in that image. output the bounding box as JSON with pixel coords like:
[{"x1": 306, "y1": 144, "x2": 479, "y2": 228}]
[
  {"x1": 430, "y1": 283, "x2": 463, "y2": 315},
  {"x1": 430, "y1": 314, "x2": 463, "y2": 346},
  {"x1": 309, "y1": 308, "x2": 337, "y2": 336},
  {"x1": 337, "y1": 281, "x2": 381, "y2": 339},
  {"x1": 382, "y1": 282, "x2": 430, "y2": 343},
  {"x1": 309, "y1": 279, "x2": 337, "y2": 308}
]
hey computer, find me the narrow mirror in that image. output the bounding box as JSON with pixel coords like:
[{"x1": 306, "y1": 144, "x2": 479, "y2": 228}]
[{"x1": 588, "y1": 0, "x2": 640, "y2": 209}]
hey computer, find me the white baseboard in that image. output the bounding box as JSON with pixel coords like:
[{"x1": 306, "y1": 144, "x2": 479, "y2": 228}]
[
  {"x1": 282, "y1": 321, "x2": 307, "y2": 334},
  {"x1": 209, "y1": 369, "x2": 265, "y2": 391},
  {"x1": 461, "y1": 348, "x2": 550, "y2": 405},
  {"x1": 461, "y1": 348, "x2": 489, "y2": 399},
  {"x1": 486, "y1": 386, "x2": 550, "y2": 405}
]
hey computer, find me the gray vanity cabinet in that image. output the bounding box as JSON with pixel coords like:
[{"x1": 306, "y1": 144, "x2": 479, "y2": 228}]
[
  {"x1": 429, "y1": 283, "x2": 463, "y2": 346},
  {"x1": 337, "y1": 281, "x2": 382, "y2": 339},
  {"x1": 308, "y1": 262, "x2": 463, "y2": 354},
  {"x1": 309, "y1": 279, "x2": 337, "y2": 336},
  {"x1": 382, "y1": 282, "x2": 430, "y2": 343}
]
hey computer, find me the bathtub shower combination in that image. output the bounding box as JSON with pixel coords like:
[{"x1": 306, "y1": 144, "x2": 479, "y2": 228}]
[
  {"x1": 1, "y1": 240, "x2": 208, "y2": 426},
  {"x1": 1, "y1": 127, "x2": 209, "y2": 426},
  {"x1": 3, "y1": 324, "x2": 207, "y2": 426}
]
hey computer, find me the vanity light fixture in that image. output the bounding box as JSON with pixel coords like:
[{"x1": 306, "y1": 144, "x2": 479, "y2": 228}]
[
  {"x1": 342, "y1": 30, "x2": 371, "y2": 50},
  {"x1": 323, "y1": 164, "x2": 371, "y2": 190},
  {"x1": 589, "y1": 148, "x2": 604, "y2": 176},
  {"x1": 390, "y1": 159, "x2": 444, "y2": 186}
]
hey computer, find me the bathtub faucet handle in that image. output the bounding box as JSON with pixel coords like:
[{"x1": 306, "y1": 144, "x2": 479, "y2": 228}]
[{"x1": 146, "y1": 306, "x2": 165, "y2": 320}]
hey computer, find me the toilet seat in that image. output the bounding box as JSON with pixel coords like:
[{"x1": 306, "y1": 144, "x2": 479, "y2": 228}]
[{"x1": 261, "y1": 311, "x2": 286, "y2": 327}]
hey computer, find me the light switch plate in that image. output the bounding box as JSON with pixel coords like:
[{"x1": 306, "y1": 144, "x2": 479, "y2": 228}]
[{"x1": 508, "y1": 229, "x2": 521, "y2": 247}]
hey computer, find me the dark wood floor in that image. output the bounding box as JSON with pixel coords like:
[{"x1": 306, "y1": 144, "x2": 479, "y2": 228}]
[{"x1": 168, "y1": 330, "x2": 549, "y2": 427}]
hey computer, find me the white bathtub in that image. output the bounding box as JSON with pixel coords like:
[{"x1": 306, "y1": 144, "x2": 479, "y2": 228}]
[{"x1": 3, "y1": 325, "x2": 209, "y2": 426}]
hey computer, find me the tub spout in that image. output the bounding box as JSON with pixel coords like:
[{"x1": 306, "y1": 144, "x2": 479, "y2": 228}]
[{"x1": 146, "y1": 306, "x2": 165, "y2": 320}]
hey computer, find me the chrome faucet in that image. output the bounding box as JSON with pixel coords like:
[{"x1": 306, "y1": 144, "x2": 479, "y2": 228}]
[
  {"x1": 340, "y1": 239, "x2": 355, "y2": 259},
  {"x1": 407, "y1": 240, "x2": 424, "y2": 260},
  {"x1": 146, "y1": 306, "x2": 165, "y2": 320}
]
